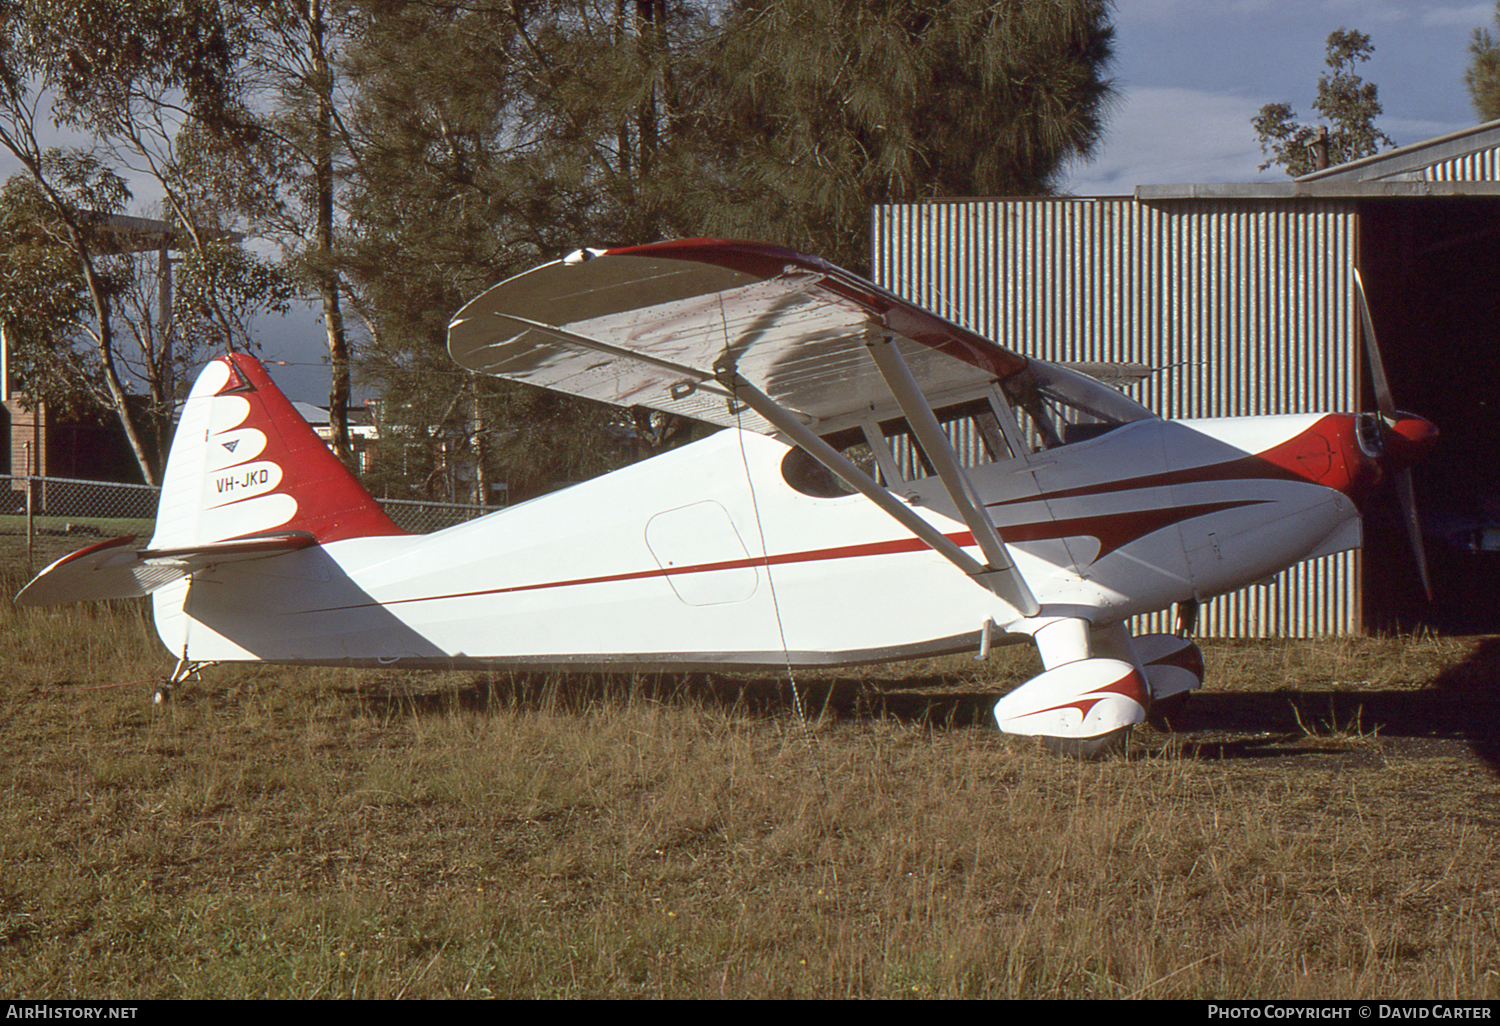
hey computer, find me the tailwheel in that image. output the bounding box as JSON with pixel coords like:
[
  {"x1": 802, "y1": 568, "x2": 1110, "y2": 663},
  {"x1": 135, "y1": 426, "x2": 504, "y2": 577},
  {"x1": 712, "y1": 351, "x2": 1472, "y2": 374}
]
[
  {"x1": 154, "y1": 656, "x2": 212, "y2": 706},
  {"x1": 1040, "y1": 725, "x2": 1132, "y2": 761}
]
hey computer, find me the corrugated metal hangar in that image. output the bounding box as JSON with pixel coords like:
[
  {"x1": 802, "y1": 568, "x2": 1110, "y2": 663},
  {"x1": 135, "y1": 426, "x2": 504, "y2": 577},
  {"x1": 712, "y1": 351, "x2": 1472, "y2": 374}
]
[{"x1": 873, "y1": 121, "x2": 1500, "y2": 637}]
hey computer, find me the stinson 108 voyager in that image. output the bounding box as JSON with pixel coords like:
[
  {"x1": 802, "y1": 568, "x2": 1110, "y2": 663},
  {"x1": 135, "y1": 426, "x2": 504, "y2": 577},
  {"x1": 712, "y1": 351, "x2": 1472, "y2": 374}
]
[{"x1": 18, "y1": 239, "x2": 1436, "y2": 756}]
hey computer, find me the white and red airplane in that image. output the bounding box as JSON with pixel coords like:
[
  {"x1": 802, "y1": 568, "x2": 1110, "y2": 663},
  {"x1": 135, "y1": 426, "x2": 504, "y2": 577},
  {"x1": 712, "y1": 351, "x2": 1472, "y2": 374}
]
[{"x1": 16, "y1": 239, "x2": 1436, "y2": 755}]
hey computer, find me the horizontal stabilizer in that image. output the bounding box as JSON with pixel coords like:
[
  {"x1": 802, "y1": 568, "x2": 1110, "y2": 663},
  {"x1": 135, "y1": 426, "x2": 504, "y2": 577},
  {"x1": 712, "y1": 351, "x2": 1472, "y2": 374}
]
[{"x1": 15, "y1": 531, "x2": 315, "y2": 607}]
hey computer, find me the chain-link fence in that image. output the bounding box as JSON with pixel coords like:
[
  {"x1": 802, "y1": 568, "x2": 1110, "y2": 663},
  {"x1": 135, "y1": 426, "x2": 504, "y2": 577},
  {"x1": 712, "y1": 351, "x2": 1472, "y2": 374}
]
[
  {"x1": 0, "y1": 474, "x2": 502, "y2": 576},
  {"x1": 377, "y1": 497, "x2": 504, "y2": 534}
]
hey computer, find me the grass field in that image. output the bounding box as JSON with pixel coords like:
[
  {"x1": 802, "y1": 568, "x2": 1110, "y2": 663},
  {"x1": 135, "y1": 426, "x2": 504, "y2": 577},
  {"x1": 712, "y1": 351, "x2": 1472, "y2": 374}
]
[
  {"x1": 3, "y1": 584, "x2": 1500, "y2": 998},
  {"x1": 0, "y1": 518, "x2": 156, "y2": 582}
]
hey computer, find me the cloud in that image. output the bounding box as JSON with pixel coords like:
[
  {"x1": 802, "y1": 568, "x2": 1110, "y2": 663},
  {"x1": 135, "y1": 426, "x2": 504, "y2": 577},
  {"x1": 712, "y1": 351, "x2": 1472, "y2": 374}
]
[
  {"x1": 1401, "y1": 3, "x2": 1492, "y2": 30},
  {"x1": 1126, "y1": 0, "x2": 1279, "y2": 22},
  {"x1": 1061, "y1": 86, "x2": 1286, "y2": 195},
  {"x1": 1293, "y1": 1, "x2": 1488, "y2": 29}
]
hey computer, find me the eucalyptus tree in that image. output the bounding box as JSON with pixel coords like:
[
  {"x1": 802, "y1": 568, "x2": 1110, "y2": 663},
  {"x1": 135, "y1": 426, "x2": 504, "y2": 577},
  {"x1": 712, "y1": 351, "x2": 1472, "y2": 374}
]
[
  {"x1": 0, "y1": 174, "x2": 97, "y2": 419},
  {"x1": 184, "y1": 0, "x2": 370, "y2": 465},
  {"x1": 0, "y1": 0, "x2": 255, "y2": 482},
  {"x1": 0, "y1": 173, "x2": 295, "y2": 471},
  {"x1": 1466, "y1": 3, "x2": 1500, "y2": 123},
  {"x1": 1253, "y1": 28, "x2": 1396, "y2": 178}
]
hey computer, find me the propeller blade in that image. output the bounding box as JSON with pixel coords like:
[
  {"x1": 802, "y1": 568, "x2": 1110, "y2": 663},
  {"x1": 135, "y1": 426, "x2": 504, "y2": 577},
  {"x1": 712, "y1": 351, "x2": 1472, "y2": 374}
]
[
  {"x1": 1357, "y1": 270, "x2": 1434, "y2": 602},
  {"x1": 1394, "y1": 468, "x2": 1434, "y2": 602},
  {"x1": 1354, "y1": 269, "x2": 1397, "y2": 420}
]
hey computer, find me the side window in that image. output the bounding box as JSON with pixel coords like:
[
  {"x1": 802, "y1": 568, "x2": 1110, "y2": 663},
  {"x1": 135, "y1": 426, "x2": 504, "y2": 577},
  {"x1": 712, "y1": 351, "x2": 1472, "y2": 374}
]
[
  {"x1": 937, "y1": 398, "x2": 1013, "y2": 466},
  {"x1": 781, "y1": 427, "x2": 879, "y2": 498},
  {"x1": 881, "y1": 420, "x2": 933, "y2": 481},
  {"x1": 780, "y1": 394, "x2": 1023, "y2": 497},
  {"x1": 880, "y1": 398, "x2": 1014, "y2": 481}
]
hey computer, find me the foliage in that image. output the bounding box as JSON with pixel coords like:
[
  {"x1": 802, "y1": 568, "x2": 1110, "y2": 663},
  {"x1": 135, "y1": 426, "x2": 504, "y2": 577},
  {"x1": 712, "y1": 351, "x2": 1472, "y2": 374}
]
[
  {"x1": 0, "y1": 0, "x2": 256, "y2": 239},
  {"x1": 690, "y1": 0, "x2": 1118, "y2": 271},
  {"x1": 0, "y1": 172, "x2": 116, "y2": 421},
  {"x1": 327, "y1": 0, "x2": 1115, "y2": 491},
  {"x1": 330, "y1": 1, "x2": 717, "y2": 495},
  {"x1": 209, "y1": 0, "x2": 364, "y2": 464},
  {"x1": 0, "y1": 170, "x2": 297, "y2": 469},
  {"x1": 169, "y1": 236, "x2": 298, "y2": 353},
  {"x1": 1253, "y1": 28, "x2": 1395, "y2": 178},
  {"x1": 1466, "y1": 3, "x2": 1500, "y2": 123},
  {"x1": 0, "y1": 0, "x2": 255, "y2": 482},
  {"x1": 358, "y1": 348, "x2": 639, "y2": 505},
  {"x1": 333, "y1": 1, "x2": 704, "y2": 330},
  {"x1": 3, "y1": 0, "x2": 1119, "y2": 491},
  {"x1": 4, "y1": 0, "x2": 245, "y2": 132}
]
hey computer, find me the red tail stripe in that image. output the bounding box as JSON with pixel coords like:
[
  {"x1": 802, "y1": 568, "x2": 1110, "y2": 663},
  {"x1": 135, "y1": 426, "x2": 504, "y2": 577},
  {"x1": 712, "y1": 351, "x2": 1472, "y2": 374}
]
[{"x1": 219, "y1": 355, "x2": 406, "y2": 543}]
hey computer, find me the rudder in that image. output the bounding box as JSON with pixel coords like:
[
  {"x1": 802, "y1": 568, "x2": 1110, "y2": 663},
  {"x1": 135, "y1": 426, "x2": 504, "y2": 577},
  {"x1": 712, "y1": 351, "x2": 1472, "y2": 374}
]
[{"x1": 150, "y1": 353, "x2": 405, "y2": 549}]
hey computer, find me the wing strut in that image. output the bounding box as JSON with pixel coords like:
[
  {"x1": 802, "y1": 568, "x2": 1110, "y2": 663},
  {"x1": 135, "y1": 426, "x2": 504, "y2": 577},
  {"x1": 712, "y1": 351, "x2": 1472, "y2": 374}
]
[
  {"x1": 864, "y1": 336, "x2": 1039, "y2": 615},
  {"x1": 717, "y1": 370, "x2": 1040, "y2": 618}
]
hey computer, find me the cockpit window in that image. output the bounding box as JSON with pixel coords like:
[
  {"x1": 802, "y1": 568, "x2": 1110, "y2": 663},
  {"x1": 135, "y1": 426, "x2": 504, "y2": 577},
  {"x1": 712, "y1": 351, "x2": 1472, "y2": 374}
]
[
  {"x1": 780, "y1": 365, "x2": 1148, "y2": 496},
  {"x1": 782, "y1": 397, "x2": 1013, "y2": 496},
  {"x1": 883, "y1": 398, "x2": 1011, "y2": 475},
  {"x1": 1002, "y1": 361, "x2": 1152, "y2": 452}
]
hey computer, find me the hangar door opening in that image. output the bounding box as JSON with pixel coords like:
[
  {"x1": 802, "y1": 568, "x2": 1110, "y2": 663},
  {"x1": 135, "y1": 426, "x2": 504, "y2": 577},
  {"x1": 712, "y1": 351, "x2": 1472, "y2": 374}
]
[{"x1": 1360, "y1": 198, "x2": 1500, "y2": 634}]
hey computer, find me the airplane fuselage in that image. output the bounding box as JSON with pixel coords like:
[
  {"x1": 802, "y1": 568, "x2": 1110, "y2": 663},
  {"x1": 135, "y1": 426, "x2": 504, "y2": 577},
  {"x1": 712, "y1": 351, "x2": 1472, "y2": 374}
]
[{"x1": 153, "y1": 410, "x2": 1375, "y2": 672}]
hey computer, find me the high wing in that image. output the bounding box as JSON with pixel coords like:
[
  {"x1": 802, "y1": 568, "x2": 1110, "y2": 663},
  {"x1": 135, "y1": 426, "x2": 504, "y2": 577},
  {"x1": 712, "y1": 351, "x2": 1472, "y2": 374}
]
[
  {"x1": 447, "y1": 238, "x2": 1028, "y2": 436},
  {"x1": 448, "y1": 238, "x2": 1045, "y2": 616}
]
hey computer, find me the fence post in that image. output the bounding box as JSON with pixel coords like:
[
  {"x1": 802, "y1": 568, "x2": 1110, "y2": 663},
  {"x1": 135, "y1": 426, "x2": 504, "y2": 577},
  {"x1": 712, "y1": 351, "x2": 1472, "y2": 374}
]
[
  {"x1": 24, "y1": 477, "x2": 34, "y2": 575},
  {"x1": 23, "y1": 441, "x2": 33, "y2": 575}
]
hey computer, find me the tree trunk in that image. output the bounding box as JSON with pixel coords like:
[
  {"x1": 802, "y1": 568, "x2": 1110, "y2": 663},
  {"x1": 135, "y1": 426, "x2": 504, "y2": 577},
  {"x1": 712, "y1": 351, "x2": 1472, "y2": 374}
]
[
  {"x1": 70, "y1": 224, "x2": 159, "y2": 485},
  {"x1": 309, "y1": 0, "x2": 354, "y2": 467}
]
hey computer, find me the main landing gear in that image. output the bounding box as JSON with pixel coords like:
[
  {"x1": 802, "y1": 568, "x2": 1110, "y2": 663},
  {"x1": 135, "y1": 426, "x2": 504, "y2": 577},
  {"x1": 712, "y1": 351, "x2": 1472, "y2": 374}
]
[{"x1": 992, "y1": 618, "x2": 1204, "y2": 759}]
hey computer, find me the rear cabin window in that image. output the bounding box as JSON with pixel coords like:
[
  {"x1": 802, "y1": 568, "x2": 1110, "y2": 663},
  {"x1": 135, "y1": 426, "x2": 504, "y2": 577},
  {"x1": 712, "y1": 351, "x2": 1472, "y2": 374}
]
[
  {"x1": 780, "y1": 427, "x2": 877, "y2": 498},
  {"x1": 881, "y1": 398, "x2": 1011, "y2": 477}
]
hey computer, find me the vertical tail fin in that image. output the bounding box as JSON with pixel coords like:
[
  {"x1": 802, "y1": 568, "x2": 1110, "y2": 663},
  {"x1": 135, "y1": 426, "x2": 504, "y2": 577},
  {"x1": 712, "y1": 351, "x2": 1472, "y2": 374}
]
[{"x1": 149, "y1": 354, "x2": 405, "y2": 550}]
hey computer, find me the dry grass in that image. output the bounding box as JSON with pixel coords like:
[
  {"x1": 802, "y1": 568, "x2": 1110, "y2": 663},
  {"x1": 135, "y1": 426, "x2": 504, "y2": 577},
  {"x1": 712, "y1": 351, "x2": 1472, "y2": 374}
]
[{"x1": 2, "y1": 588, "x2": 1500, "y2": 998}]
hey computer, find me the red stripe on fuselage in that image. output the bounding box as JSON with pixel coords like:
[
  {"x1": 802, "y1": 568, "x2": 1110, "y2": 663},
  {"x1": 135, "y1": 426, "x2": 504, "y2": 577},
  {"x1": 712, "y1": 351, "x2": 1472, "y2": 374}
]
[
  {"x1": 987, "y1": 457, "x2": 1302, "y2": 509},
  {"x1": 293, "y1": 418, "x2": 1360, "y2": 617},
  {"x1": 988, "y1": 415, "x2": 1373, "y2": 512},
  {"x1": 1001, "y1": 500, "x2": 1265, "y2": 559},
  {"x1": 294, "y1": 498, "x2": 1262, "y2": 615},
  {"x1": 303, "y1": 535, "x2": 935, "y2": 613}
]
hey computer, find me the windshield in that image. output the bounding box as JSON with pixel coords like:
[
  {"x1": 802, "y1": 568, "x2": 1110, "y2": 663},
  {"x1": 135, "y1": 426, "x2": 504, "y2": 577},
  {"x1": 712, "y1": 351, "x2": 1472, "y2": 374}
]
[{"x1": 1002, "y1": 361, "x2": 1152, "y2": 451}]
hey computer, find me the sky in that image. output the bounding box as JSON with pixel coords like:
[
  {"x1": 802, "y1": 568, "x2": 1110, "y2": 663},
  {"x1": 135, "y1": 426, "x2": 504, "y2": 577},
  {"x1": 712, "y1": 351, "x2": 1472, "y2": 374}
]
[
  {"x1": 1059, "y1": 0, "x2": 1492, "y2": 195},
  {"x1": 3, "y1": 1, "x2": 1496, "y2": 403}
]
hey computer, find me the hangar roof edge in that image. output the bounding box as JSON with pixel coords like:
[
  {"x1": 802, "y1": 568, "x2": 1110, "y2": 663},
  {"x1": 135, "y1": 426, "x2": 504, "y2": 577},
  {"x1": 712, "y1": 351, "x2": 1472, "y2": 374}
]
[
  {"x1": 1136, "y1": 181, "x2": 1500, "y2": 201},
  {"x1": 1296, "y1": 118, "x2": 1500, "y2": 183},
  {"x1": 1136, "y1": 119, "x2": 1500, "y2": 201}
]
